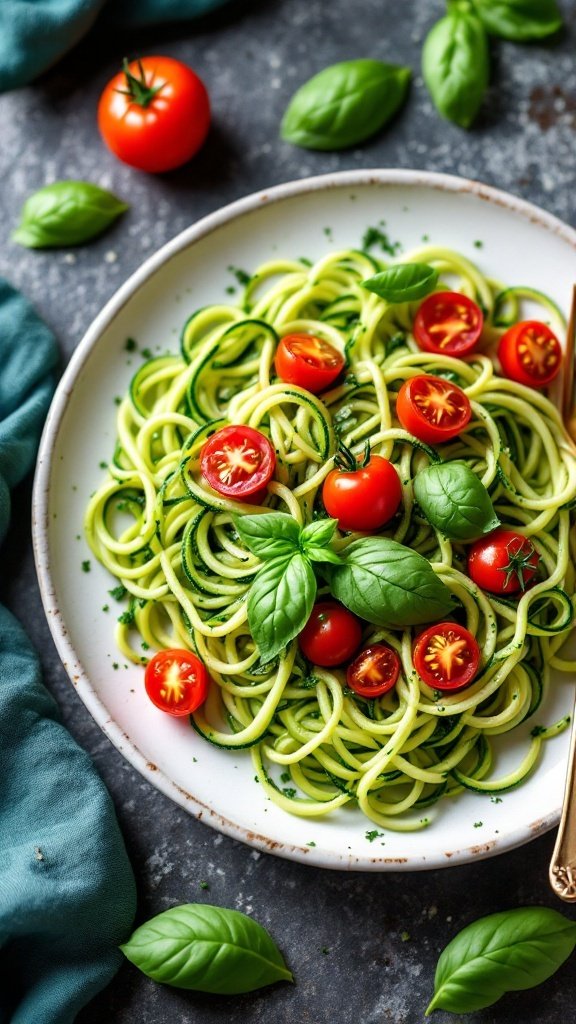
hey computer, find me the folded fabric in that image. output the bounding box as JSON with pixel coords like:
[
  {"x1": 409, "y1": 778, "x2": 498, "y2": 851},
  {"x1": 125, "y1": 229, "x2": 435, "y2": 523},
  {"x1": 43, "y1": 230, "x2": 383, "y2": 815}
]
[
  {"x1": 0, "y1": 280, "x2": 136, "y2": 1024},
  {"x1": 0, "y1": 0, "x2": 232, "y2": 92}
]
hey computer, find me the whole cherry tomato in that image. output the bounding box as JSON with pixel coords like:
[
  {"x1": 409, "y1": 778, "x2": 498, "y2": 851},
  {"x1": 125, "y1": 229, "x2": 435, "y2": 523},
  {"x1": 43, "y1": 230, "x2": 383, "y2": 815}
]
[
  {"x1": 497, "y1": 320, "x2": 562, "y2": 389},
  {"x1": 299, "y1": 601, "x2": 362, "y2": 667},
  {"x1": 346, "y1": 643, "x2": 401, "y2": 698},
  {"x1": 322, "y1": 443, "x2": 402, "y2": 532},
  {"x1": 274, "y1": 333, "x2": 345, "y2": 394},
  {"x1": 200, "y1": 424, "x2": 275, "y2": 502},
  {"x1": 144, "y1": 648, "x2": 209, "y2": 715},
  {"x1": 413, "y1": 622, "x2": 480, "y2": 692},
  {"x1": 396, "y1": 375, "x2": 472, "y2": 445},
  {"x1": 98, "y1": 56, "x2": 210, "y2": 172},
  {"x1": 468, "y1": 529, "x2": 539, "y2": 595},
  {"x1": 414, "y1": 291, "x2": 484, "y2": 357}
]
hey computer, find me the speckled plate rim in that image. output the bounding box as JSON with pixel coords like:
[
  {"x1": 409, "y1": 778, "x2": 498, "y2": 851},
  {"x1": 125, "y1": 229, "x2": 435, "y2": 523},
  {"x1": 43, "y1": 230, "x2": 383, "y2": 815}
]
[{"x1": 33, "y1": 168, "x2": 576, "y2": 871}]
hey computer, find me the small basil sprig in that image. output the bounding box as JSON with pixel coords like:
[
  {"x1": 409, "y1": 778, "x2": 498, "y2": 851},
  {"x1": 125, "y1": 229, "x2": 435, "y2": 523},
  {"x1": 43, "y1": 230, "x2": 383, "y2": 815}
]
[
  {"x1": 472, "y1": 0, "x2": 562, "y2": 41},
  {"x1": 422, "y1": 10, "x2": 489, "y2": 129},
  {"x1": 12, "y1": 181, "x2": 128, "y2": 249},
  {"x1": 280, "y1": 59, "x2": 411, "y2": 151},
  {"x1": 363, "y1": 262, "x2": 438, "y2": 304},
  {"x1": 414, "y1": 462, "x2": 499, "y2": 541},
  {"x1": 426, "y1": 906, "x2": 576, "y2": 1015},
  {"x1": 120, "y1": 903, "x2": 293, "y2": 994}
]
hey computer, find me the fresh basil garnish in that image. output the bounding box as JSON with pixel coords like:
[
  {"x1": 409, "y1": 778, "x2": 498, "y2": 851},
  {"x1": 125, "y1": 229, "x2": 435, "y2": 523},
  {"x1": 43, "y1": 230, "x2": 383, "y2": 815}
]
[
  {"x1": 300, "y1": 519, "x2": 341, "y2": 564},
  {"x1": 472, "y1": 0, "x2": 562, "y2": 40},
  {"x1": 422, "y1": 11, "x2": 489, "y2": 128},
  {"x1": 326, "y1": 537, "x2": 455, "y2": 627},
  {"x1": 12, "y1": 181, "x2": 128, "y2": 249},
  {"x1": 248, "y1": 552, "x2": 317, "y2": 663},
  {"x1": 280, "y1": 59, "x2": 411, "y2": 151},
  {"x1": 426, "y1": 907, "x2": 576, "y2": 1015},
  {"x1": 120, "y1": 903, "x2": 293, "y2": 994},
  {"x1": 234, "y1": 512, "x2": 301, "y2": 560},
  {"x1": 414, "y1": 462, "x2": 499, "y2": 541},
  {"x1": 363, "y1": 263, "x2": 438, "y2": 304}
]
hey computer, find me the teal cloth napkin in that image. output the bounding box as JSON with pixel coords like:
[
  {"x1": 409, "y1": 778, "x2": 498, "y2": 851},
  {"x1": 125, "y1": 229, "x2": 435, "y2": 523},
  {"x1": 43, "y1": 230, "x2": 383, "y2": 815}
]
[
  {"x1": 0, "y1": 0, "x2": 231, "y2": 91},
  {"x1": 0, "y1": 280, "x2": 136, "y2": 1023}
]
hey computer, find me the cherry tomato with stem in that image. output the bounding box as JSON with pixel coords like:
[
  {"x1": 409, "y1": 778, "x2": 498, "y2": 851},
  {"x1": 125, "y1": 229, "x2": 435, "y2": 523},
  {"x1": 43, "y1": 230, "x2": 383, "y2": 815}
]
[
  {"x1": 413, "y1": 622, "x2": 480, "y2": 693},
  {"x1": 346, "y1": 643, "x2": 401, "y2": 698},
  {"x1": 414, "y1": 291, "x2": 484, "y2": 357},
  {"x1": 299, "y1": 601, "x2": 362, "y2": 667},
  {"x1": 145, "y1": 648, "x2": 209, "y2": 716},
  {"x1": 396, "y1": 375, "x2": 472, "y2": 445},
  {"x1": 274, "y1": 333, "x2": 345, "y2": 394},
  {"x1": 322, "y1": 442, "x2": 402, "y2": 532},
  {"x1": 200, "y1": 424, "x2": 275, "y2": 502},
  {"x1": 98, "y1": 56, "x2": 210, "y2": 173},
  {"x1": 468, "y1": 529, "x2": 539, "y2": 595},
  {"x1": 497, "y1": 320, "x2": 562, "y2": 389}
]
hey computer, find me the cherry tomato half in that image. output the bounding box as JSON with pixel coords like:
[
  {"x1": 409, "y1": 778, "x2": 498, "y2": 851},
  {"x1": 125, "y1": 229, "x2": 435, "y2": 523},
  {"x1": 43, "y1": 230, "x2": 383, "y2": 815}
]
[
  {"x1": 413, "y1": 623, "x2": 480, "y2": 693},
  {"x1": 98, "y1": 56, "x2": 210, "y2": 173},
  {"x1": 274, "y1": 333, "x2": 345, "y2": 394},
  {"x1": 414, "y1": 291, "x2": 484, "y2": 357},
  {"x1": 396, "y1": 375, "x2": 472, "y2": 445},
  {"x1": 498, "y1": 320, "x2": 562, "y2": 389},
  {"x1": 468, "y1": 529, "x2": 539, "y2": 595},
  {"x1": 322, "y1": 446, "x2": 402, "y2": 532},
  {"x1": 200, "y1": 425, "x2": 275, "y2": 502},
  {"x1": 145, "y1": 648, "x2": 209, "y2": 716},
  {"x1": 299, "y1": 601, "x2": 362, "y2": 667},
  {"x1": 346, "y1": 643, "x2": 401, "y2": 698}
]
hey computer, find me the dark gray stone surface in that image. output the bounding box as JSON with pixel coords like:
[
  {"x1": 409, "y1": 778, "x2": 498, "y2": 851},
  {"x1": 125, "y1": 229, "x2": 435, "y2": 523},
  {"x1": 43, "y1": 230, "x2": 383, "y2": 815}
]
[{"x1": 1, "y1": 1, "x2": 576, "y2": 1020}]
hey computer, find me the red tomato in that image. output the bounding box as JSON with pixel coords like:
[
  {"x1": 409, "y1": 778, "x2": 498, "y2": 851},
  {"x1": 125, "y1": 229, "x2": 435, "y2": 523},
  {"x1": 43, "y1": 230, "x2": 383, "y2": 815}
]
[
  {"x1": 274, "y1": 333, "x2": 345, "y2": 393},
  {"x1": 396, "y1": 375, "x2": 472, "y2": 444},
  {"x1": 414, "y1": 291, "x2": 484, "y2": 357},
  {"x1": 145, "y1": 648, "x2": 208, "y2": 715},
  {"x1": 413, "y1": 622, "x2": 480, "y2": 692},
  {"x1": 498, "y1": 320, "x2": 562, "y2": 388},
  {"x1": 322, "y1": 445, "x2": 402, "y2": 532},
  {"x1": 98, "y1": 56, "x2": 210, "y2": 172},
  {"x1": 346, "y1": 643, "x2": 401, "y2": 698},
  {"x1": 200, "y1": 425, "x2": 275, "y2": 501},
  {"x1": 299, "y1": 601, "x2": 362, "y2": 667},
  {"x1": 468, "y1": 529, "x2": 539, "y2": 595}
]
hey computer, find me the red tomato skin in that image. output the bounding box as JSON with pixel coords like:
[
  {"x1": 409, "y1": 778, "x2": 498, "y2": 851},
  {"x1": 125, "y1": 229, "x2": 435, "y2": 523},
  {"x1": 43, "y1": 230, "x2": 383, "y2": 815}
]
[
  {"x1": 497, "y1": 320, "x2": 562, "y2": 389},
  {"x1": 200, "y1": 424, "x2": 275, "y2": 501},
  {"x1": 396, "y1": 375, "x2": 472, "y2": 445},
  {"x1": 98, "y1": 56, "x2": 210, "y2": 173},
  {"x1": 144, "y1": 648, "x2": 209, "y2": 716},
  {"x1": 346, "y1": 643, "x2": 401, "y2": 698},
  {"x1": 468, "y1": 529, "x2": 539, "y2": 595},
  {"x1": 274, "y1": 333, "x2": 345, "y2": 394},
  {"x1": 323, "y1": 455, "x2": 402, "y2": 532},
  {"x1": 299, "y1": 601, "x2": 362, "y2": 667},
  {"x1": 413, "y1": 622, "x2": 480, "y2": 692},
  {"x1": 414, "y1": 291, "x2": 484, "y2": 356}
]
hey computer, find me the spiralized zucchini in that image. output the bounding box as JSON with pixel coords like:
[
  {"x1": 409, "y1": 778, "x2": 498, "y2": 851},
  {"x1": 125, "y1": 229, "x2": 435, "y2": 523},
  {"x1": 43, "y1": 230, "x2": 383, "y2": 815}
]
[{"x1": 85, "y1": 245, "x2": 576, "y2": 830}]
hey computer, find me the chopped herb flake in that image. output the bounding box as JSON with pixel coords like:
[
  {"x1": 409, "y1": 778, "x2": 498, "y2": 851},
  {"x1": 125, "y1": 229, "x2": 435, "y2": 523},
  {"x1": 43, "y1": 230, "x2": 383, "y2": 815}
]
[{"x1": 81, "y1": 560, "x2": 91, "y2": 573}]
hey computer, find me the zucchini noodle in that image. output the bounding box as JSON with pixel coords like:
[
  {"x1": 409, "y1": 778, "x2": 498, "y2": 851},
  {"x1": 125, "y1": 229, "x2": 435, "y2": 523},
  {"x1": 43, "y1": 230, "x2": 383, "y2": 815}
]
[{"x1": 85, "y1": 245, "x2": 576, "y2": 830}]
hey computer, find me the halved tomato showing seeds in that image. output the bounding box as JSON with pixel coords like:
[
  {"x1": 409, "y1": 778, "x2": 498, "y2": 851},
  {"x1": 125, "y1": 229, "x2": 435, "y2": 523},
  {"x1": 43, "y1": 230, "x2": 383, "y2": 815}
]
[
  {"x1": 145, "y1": 648, "x2": 209, "y2": 716},
  {"x1": 274, "y1": 332, "x2": 345, "y2": 393},
  {"x1": 414, "y1": 291, "x2": 483, "y2": 357},
  {"x1": 413, "y1": 622, "x2": 480, "y2": 693},
  {"x1": 396, "y1": 375, "x2": 472, "y2": 444},
  {"x1": 200, "y1": 424, "x2": 275, "y2": 501},
  {"x1": 346, "y1": 643, "x2": 401, "y2": 698},
  {"x1": 497, "y1": 320, "x2": 562, "y2": 389}
]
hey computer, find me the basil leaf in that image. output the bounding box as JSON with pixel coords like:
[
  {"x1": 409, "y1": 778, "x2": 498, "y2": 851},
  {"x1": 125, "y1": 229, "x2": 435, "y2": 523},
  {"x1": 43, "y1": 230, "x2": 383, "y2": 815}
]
[
  {"x1": 12, "y1": 181, "x2": 128, "y2": 248},
  {"x1": 327, "y1": 537, "x2": 455, "y2": 627},
  {"x1": 422, "y1": 11, "x2": 489, "y2": 129},
  {"x1": 248, "y1": 552, "x2": 317, "y2": 662},
  {"x1": 472, "y1": 0, "x2": 562, "y2": 40},
  {"x1": 281, "y1": 59, "x2": 411, "y2": 151},
  {"x1": 300, "y1": 519, "x2": 337, "y2": 548},
  {"x1": 426, "y1": 907, "x2": 576, "y2": 1015},
  {"x1": 120, "y1": 903, "x2": 293, "y2": 994},
  {"x1": 414, "y1": 462, "x2": 499, "y2": 541},
  {"x1": 363, "y1": 263, "x2": 438, "y2": 303},
  {"x1": 234, "y1": 512, "x2": 301, "y2": 561}
]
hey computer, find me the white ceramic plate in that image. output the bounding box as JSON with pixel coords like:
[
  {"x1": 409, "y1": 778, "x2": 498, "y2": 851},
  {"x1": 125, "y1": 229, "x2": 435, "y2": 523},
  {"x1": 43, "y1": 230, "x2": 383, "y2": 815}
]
[{"x1": 33, "y1": 169, "x2": 576, "y2": 871}]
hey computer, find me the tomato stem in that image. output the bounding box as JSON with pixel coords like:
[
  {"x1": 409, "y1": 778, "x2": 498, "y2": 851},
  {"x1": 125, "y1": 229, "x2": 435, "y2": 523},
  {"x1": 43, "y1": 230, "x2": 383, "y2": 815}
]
[
  {"x1": 333, "y1": 441, "x2": 372, "y2": 473},
  {"x1": 500, "y1": 539, "x2": 537, "y2": 591},
  {"x1": 116, "y1": 58, "x2": 164, "y2": 108}
]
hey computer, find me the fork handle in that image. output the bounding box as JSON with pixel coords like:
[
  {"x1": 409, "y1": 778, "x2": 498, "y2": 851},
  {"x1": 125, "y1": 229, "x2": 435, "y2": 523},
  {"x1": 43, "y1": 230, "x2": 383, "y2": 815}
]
[{"x1": 550, "y1": 695, "x2": 576, "y2": 900}]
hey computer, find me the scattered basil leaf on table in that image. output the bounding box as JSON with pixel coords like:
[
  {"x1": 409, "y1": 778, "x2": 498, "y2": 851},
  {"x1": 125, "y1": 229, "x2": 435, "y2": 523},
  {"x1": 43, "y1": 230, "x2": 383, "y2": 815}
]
[
  {"x1": 426, "y1": 906, "x2": 576, "y2": 1015},
  {"x1": 472, "y1": 0, "x2": 563, "y2": 41},
  {"x1": 248, "y1": 552, "x2": 317, "y2": 663},
  {"x1": 234, "y1": 512, "x2": 301, "y2": 560},
  {"x1": 414, "y1": 462, "x2": 500, "y2": 541},
  {"x1": 422, "y1": 10, "x2": 489, "y2": 128},
  {"x1": 12, "y1": 181, "x2": 128, "y2": 248},
  {"x1": 120, "y1": 903, "x2": 293, "y2": 994},
  {"x1": 363, "y1": 262, "x2": 438, "y2": 303},
  {"x1": 281, "y1": 59, "x2": 411, "y2": 151}
]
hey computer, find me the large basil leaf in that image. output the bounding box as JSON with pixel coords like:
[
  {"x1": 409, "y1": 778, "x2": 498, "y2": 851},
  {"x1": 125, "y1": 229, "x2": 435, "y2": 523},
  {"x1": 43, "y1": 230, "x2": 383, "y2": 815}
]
[
  {"x1": 12, "y1": 181, "x2": 128, "y2": 248},
  {"x1": 248, "y1": 552, "x2": 317, "y2": 662},
  {"x1": 234, "y1": 512, "x2": 301, "y2": 561},
  {"x1": 121, "y1": 903, "x2": 293, "y2": 993},
  {"x1": 363, "y1": 263, "x2": 438, "y2": 304},
  {"x1": 472, "y1": 0, "x2": 562, "y2": 40},
  {"x1": 414, "y1": 462, "x2": 499, "y2": 541},
  {"x1": 426, "y1": 907, "x2": 576, "y2": 1015},
  {"x1": 327, "y1": 537, "x2": 455, "y2": 627},
  {"x1": 422, "y1": 11, "x2": 489, "y2": 129},
  {"x1": 280, "y1": 59, "x2": 411, "y2": 151}
]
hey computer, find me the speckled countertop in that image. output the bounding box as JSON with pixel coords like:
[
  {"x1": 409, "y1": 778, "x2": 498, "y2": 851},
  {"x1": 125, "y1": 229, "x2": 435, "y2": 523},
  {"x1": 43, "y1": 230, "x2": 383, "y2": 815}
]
[{"x1": 2, "y1": 1, "x2": 576, "y2": 1021}]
